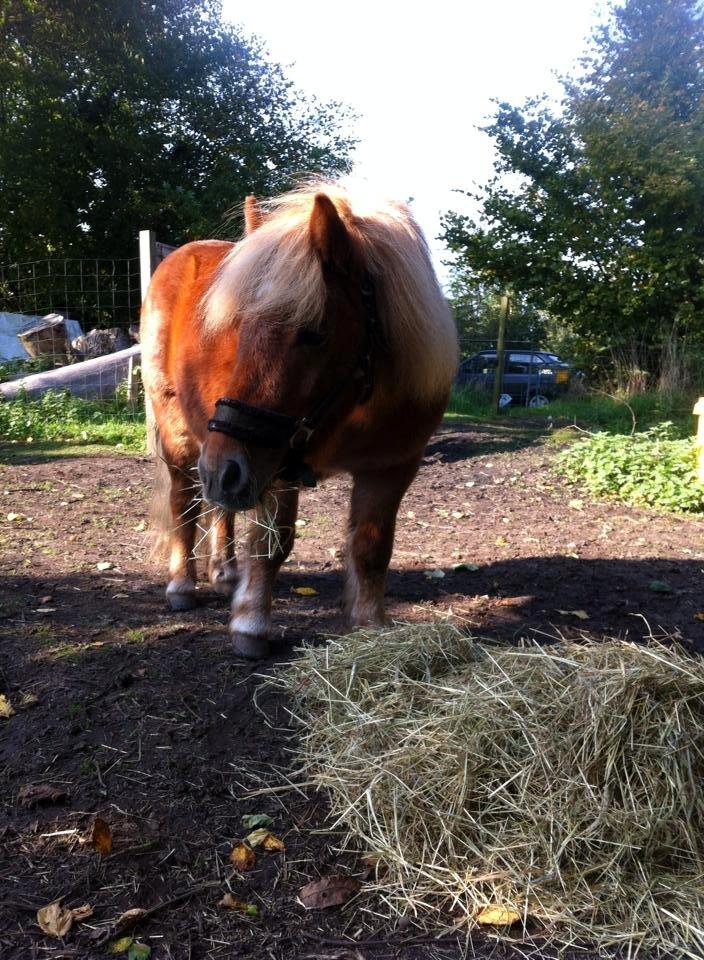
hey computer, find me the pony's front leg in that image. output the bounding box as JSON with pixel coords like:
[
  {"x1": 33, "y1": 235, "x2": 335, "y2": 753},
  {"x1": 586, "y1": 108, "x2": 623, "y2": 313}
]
[
  {"x1": 345, "y1": 460, "x2": 420, "y2": 627},
  {"x1": 230, "y1": 485, "x2": 299, "y2": 659},
  {"x1": 165, "y1": 464, "x2": 200, "y2": 611},
  {"x1": 208, "y1": 510, "x2": 237, "y2": 595}
]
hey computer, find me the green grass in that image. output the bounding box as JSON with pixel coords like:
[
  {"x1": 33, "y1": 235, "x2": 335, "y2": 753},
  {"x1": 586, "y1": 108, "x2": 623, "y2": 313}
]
[
  {"x1": 0, "y1": 389, "x2": 146, "y2": 453},
  {"x1": 446, "y1": 386, "x2": 695, "y2": 435}
]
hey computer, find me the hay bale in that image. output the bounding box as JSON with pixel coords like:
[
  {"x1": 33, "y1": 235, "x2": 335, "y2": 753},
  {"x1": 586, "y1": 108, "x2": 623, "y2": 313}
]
[{"x1": 278, "y1": 625, "x2": 704, "y2": 955}]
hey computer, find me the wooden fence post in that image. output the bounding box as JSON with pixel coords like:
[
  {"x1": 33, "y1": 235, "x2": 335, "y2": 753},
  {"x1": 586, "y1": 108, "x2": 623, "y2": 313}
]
[
  {"x1": 491, "y1": 293, "x2": 510, "y2": 414},
  {"x1": 139, "y1": 230, "x2": 158, "y2": 455}
]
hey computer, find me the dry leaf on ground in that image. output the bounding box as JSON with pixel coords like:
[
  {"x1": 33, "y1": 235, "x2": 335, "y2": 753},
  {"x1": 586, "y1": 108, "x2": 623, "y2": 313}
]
[
  {"x1": 293, "y1": 586, "x2": 318, "y2": 596},
  {"x1": 246, "y1": 828, "x2": 285, "y2": 851},
  {"x1": 37, "y1": 900, "x2": 93, "y2": 937},
  {"x1": 0, "y1": 694, "x2": 15, "y2": 718},
  {"x1": 217, "y1": 894, "x2": 258, "y2": 915},
  {"x1": 87, "y1": 817, "x2": 113, "y2": 854},
  {"x1": 557, "y1": 609, "x2": 590, "y2": 620},
  {"x1": 18, "y1": 783, "x2": 68, "y2": 807},
  {"x1": 475, "y1": 904, "x2": 521, "y2": 926},
  {"x1": 230, "y1": 842, "x2": 256, "y2": 871},
  {"x1": 298, "y1": 876, "x2": 361, "y2": 909}
]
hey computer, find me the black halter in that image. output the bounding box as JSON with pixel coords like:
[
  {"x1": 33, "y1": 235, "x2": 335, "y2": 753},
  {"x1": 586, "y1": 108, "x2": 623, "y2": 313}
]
[{"x1": 206, "y1": 273, "x2": 379, "y2": 488}]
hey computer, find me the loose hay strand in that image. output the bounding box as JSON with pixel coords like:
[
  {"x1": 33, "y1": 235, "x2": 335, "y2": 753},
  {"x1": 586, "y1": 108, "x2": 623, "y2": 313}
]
[{"x1": 275, "y1": 625, "x2": 704, "y2": 956}]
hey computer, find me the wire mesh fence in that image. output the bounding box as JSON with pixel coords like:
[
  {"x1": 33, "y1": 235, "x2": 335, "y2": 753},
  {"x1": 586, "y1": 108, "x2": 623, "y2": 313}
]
[
  {"x1": 0, "y1": 254, "x2": 147, "y2": 447},
  {"x1": 0, "y1": 256, "x2": 141, "y2": 331}
]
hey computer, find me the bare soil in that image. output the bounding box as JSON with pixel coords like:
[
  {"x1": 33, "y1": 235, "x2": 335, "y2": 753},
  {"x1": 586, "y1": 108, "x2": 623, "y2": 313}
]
[{"x1": 2, "y1": 420, "x2": 703, "y2": 960}]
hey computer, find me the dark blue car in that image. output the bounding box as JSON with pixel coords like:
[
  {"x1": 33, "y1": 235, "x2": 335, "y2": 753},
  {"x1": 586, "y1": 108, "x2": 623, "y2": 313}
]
[{"x1": 456, "y1": 349, "x2": 571, "y2": 407}]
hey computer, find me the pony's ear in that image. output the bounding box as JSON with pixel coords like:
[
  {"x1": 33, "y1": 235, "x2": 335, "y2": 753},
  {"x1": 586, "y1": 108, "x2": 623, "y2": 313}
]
[
  {"x1": 244, "y1": 195, "x2": 263, "y2": 234},
  {"x1": 309, "y1": 193, "x2": 352, "y2": 271}
]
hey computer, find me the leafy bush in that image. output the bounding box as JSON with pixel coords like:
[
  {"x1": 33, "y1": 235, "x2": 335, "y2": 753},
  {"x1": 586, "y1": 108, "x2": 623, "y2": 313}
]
[
  {"x1": 555, "y1": 423, "x2": 704, "y2": 513},
  {"x1": 0, "y1": 355, "x2": 62, "y2": 382},
  {"x1": 0, "y1": 389, "x2": 145, "y2": 450}
]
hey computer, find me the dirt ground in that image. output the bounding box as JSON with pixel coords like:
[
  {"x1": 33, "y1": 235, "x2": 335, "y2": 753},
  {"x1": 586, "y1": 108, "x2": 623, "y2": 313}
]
[{"x1": 2, "y1": 420, "x2": 704, "y2": 960}]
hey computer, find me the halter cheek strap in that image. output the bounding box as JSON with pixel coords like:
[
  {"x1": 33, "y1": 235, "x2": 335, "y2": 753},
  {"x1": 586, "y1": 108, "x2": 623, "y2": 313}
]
[{"x1": 206, "y1": 272, "x2": 379, "y2": 488}]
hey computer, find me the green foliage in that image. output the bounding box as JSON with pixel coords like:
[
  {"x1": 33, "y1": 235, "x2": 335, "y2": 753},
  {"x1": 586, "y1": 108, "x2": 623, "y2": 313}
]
[
  {"x1": 442, "y1": 0, "x2": 704, "y2": 378},
  {"x1": 0, "y1": 355, "x2": 60, "y2": 381},
  {"x1": 0, "y1": 0, "x2": 356, "y2": 262},
  {"x1": 0, "y1": 389, "x2": 145, "y2": 449},
  {"x1": 555, "y1": 423, "x2": 704, "y2": 512},
  {"x1": 446, "y1": 386, "x2": 693, "y2": 435}
]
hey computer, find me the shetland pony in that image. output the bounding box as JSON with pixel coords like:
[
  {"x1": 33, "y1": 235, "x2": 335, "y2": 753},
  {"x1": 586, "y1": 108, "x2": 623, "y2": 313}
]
[{"x1": 141, "y1": 183, "x2": 458, "y2": 658}]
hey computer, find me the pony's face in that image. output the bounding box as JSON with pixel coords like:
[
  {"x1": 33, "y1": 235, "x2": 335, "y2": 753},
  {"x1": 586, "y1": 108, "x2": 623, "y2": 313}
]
[{"x1": 198, "y1": 194, "x2": 367, "y2": 511}]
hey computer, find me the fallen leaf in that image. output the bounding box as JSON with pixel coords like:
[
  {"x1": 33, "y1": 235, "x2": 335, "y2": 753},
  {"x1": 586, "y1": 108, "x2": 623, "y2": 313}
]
[
  {"x1": 96, "y1": 561, "x2": 114, "y2": 571},
  {"x1": 37, "y1": 900, "x2": 93, "y2": 937},
  {"x1": 452, "y1": 562, "x2": 480, "y2": 573},
  {"x1": 88, "y1": 817, "x2": 113, "y2": 854},
  {"x1": 424, "y1": 569, "x2": 445, "y2": 579},
  {"x1": 241, "y1": 813, "x2": 273, "y2": 830},
  {"x1": 475, "y1": 904, "x2": 520, "y2": 926},
  {"x1": 217, "y1": 894, "x2": 259, "y2": 916},
  {"x1": 6, "y1": 512, "x2": 25, "y2": 522},
  {"x1": 230, "y1": 842, "x2": 256, "y2": 871},
  {"x1": 451, "y1": 510, "x2": 464, "y2": 519},
  {"x1": 298, "y1": 875, "x2": 361, "y2": 910},
  {"x1": 0, "y1": 694, "x2": 15, "y2": 719},
  {"x1": 649, "y1": 579, "x2": 674, "y2": 594},
  {"x1": 694, "y1": 612, "x2": 704, "y2": 622},
  {"x1": 568, "y1": 499, "x2": 584, "y2": 511},
  {"x1": 18, "y1": 783, "x2": 68, "y2": 808},
  {"x1": 292, "y1": 586, "x2": 318, "y2": 596},
  {"x1": 246, "y1": 828, "x2": 285, "y2": 851},
  {"x1": 495, "y1": 536, "x2": 508, "y2": 546},
  {"x1": 128, "y1": 944, "x2": 151, "y2": 960},
  {"x1": 112, "y1": 908, "x2": 148, "y2": 933},
  {"x1": 556, "y1": 609, "x2": 590, "y2": 620},
  {"x1": 261, "y1": 832, "x2": 285, "y2": 852},
  {"x1": 107, "y1": 936, "x2": 135, "y2": 955}
]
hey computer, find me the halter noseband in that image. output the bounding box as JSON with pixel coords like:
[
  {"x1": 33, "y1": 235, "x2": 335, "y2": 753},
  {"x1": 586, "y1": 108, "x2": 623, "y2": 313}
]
[{"x1": 206, "y1": 273, "x2": 379, "y2": 488}]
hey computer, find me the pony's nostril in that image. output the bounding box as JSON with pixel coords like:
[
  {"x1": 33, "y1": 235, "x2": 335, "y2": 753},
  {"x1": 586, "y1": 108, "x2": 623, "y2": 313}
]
[{"x1": 221, "y1": 458, "x2": 243, "y2": 493}]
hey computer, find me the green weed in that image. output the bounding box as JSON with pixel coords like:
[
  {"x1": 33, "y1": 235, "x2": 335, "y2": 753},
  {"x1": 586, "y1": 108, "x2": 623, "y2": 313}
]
[
  {"x1": 0, "y1": 389, "x2": 145, "y2": 451},
  {"x1": 555, "y1": 423, "x2": 704, "y2": 513}
]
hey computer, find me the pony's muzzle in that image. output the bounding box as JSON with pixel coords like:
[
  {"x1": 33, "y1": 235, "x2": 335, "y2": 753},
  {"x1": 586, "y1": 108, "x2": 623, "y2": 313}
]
[{"x1": 198, "y1": 450, "x2": 255, "y2": 510}]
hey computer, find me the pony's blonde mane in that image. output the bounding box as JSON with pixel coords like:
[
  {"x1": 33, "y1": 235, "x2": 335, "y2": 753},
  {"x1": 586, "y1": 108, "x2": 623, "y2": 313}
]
[{"x1": 204, "y1": 182, "x2": 458, "y2": 401}]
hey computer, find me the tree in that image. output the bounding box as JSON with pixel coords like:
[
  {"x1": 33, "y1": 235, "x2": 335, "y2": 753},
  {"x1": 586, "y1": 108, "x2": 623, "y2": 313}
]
[
  {"x1": 442, "y1": 0, "x2": 704, "y2": 379},
  {"x1": 0, "y1": 0, "x2": 356, "y2": 262}
]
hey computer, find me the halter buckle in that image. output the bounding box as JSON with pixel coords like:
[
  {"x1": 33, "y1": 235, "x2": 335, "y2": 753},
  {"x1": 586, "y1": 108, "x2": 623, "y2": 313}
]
[{"x1": 289, "y1": 421, "x2": 314, "y2": 449}]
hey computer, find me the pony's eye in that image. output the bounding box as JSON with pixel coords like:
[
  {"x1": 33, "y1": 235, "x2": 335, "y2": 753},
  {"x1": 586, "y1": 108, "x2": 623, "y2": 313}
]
[{"x1": 296, "y1": 327, "x2": 326, "y2": 347}]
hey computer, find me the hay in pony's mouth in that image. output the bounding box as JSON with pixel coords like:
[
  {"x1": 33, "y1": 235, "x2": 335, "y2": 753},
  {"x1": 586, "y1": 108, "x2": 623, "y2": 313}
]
[{"x1": 273, "y1": 623, "x2": 704, "y2": 957}]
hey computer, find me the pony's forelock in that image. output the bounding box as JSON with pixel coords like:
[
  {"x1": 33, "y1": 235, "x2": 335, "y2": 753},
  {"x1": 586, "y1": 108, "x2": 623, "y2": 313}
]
[{"x1": 203, "y1": 182, "x2": 458, "y2": 400}]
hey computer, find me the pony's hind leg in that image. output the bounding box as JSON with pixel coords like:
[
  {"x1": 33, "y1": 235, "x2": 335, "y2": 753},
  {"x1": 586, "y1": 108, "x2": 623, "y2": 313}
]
[
  {"x1": 208, "y1": 510, "x2": 238, "y2": 595},
  {"x1": 229, "y1": 484, "x2": 299, "y2": 659},
  {"x1": 345, "y1": 459, "x2": 420, "y2": 627}
]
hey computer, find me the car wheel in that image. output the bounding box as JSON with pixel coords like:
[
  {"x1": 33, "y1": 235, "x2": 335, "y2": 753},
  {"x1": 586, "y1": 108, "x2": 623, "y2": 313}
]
[{"x1": 528, "y1": 393, "x2": 550, "y2": 408}]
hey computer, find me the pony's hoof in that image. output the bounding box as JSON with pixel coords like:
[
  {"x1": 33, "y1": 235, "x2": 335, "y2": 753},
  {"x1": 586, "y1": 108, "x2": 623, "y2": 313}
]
[
  {"x1": 231, "y1": 631, "x2": 270, "y2": 660},
  {"x1": 167, "y1": 591, "x2": 198, "y2": 611},
  {"x1": 210, "y1": 564, "x2": 238, "y2": 596}
]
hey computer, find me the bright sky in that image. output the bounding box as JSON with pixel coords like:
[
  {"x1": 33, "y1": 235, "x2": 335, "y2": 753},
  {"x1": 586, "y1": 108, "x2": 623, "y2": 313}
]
[{"x1": 221, "y1": 0, "x2": 611, "y2": 284}]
